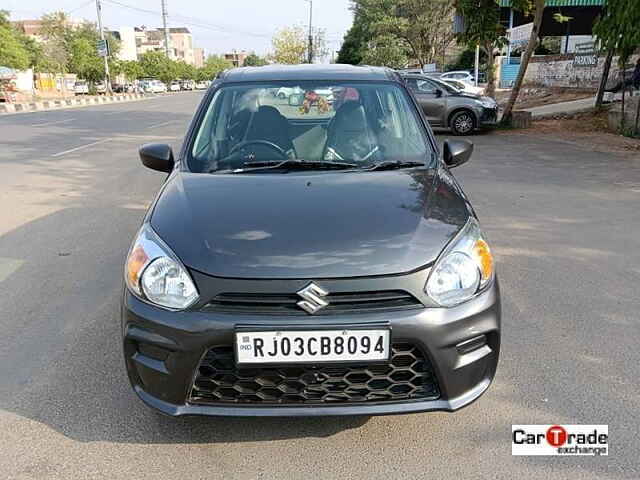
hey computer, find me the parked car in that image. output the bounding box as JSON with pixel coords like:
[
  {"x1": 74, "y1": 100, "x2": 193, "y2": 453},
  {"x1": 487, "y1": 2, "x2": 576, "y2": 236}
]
[
  {"x1": 95, "y1": 81, "x2": 107, "y2": 94},
  {"x1": 276, "y1": 86, "x2": 334, "y2": 102},
  {"x1": 403, "y1": 74, "x2": 498, "y2": 135},
  {"x1": 195, "y1": 81, "x2": 208, "y2": 90},
  {"x1": 275, "y1": 86, "x2": 301, "y2": 99},
  {"x1": 442, "y1": 78, "x2": 485, "y2": 96},
  {"x1": 181, "y1": 80, "x2": 195, "y2": 91},
  {"x1": 123, "y1": 64, "x2": 500, "y2": 417},
  {"x1": 441, "y1": 71, "x2": 476, "y2": 84},
  {"x1": 145, "y1": 80, "x2": 167, "y2": 94},
  {"x1": 74, "y1": 81, "x2": 89, "y2": 95},
  {"x1": 169, "y1": 81, "x2": 181, "y2": 92}
]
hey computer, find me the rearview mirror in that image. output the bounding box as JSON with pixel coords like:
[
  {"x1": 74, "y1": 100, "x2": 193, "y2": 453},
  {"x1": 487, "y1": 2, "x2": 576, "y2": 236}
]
[
  {"x1": 435, "y1": 89, "x2": 443, "y2": 98},
  {"x1": 139, "y1": 143, "x2": 174, "y2": 173},
  {"x1": 443, "y1": 139, "x2": 473, "y2": 168}
]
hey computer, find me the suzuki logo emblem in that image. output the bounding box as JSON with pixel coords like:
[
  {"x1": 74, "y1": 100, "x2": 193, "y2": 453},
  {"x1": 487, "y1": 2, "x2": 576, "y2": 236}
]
[{"x1": 296, "y1": 282, "x2": 329, "y2": 314}]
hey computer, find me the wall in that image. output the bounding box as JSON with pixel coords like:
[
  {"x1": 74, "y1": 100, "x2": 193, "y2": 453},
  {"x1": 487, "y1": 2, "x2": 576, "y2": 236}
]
[
  {"x1": 118, "y1": 26, "x2": 138, "y2": 61},
  {"x1": 524, "y1": 53, "x2": 640, "y2": 89}
]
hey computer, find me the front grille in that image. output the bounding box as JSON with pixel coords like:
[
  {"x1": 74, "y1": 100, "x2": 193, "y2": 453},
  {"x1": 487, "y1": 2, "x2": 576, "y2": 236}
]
[
  {"x1": 189, "y1": 343, "x2": 440, "y2": 405},
  {"x1": 202, "y1": 290, "x2": 422, "y2": 315}
]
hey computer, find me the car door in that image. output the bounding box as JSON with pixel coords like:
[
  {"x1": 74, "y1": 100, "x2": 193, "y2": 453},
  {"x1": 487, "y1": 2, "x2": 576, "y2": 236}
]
[{"x1": 405, "y1": 78, "x2": 446, "y2": 126}]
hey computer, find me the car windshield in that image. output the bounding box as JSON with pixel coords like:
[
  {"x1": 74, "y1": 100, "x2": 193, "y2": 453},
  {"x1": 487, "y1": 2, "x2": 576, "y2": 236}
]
[{"x1": 189, "y1": 81, "x2": 434, "y2": 173}]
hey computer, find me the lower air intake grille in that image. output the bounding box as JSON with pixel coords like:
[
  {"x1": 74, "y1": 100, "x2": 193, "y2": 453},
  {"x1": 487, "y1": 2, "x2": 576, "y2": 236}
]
[{"x1": 189, "y1": 343, "x2": 440, "y2": 405}]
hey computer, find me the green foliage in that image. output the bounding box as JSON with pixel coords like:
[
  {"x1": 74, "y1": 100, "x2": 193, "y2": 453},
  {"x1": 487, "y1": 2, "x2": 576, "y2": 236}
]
[
  {"x1": 139, "y1": 51, "x2": 177, "y2": 84},
  {"x1": 0, "y1": 10, "x2": 40, "y2": 70},
  {"x1": 120, "y1": 60, "x2": 144, "y2": 81},
  {"x1": 0, "y1": 24, "x2": 30, "y2": 69},
  {"x1": 352, "y1": 0, "x2": 455, "y2": 68},
  {"x1": 271, "y1": 26, "x2": 308, "y2": 64},
  {"x1": 336, "y1": 6, "x2": 372, "y2": 65},
  {"x1": 455, "y1": 0, "x2": 507, "y2": 97},
  {"x1": 243, "y1": 53, "x2": 268, "y2": 66},
  {"x1": 446, "y1": 49, "x2": 477, "y2": 71},
  {"x1": 196, "y1": 55, "x2": 233, "y2": 81},
  {"x1": 361, "y1": 35, "x2": 408, "y2": 69},
  {"x1": 594, "y1": 0, "x2": 640, "y2": 65}
]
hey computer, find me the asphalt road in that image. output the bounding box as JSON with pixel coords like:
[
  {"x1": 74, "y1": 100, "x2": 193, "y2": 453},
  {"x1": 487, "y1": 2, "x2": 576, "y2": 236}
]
[{"x1": 1, "y1": 92, "x2": 639, "y2": 479}]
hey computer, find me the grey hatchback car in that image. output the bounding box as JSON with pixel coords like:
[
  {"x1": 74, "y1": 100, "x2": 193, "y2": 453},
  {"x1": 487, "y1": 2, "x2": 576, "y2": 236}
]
[
  {"x1": 403, "y1": 74, "x2": 498, "y2": 135},
  {"x1": 122, "y1": 64, "x2": 500, "y2": 417}
]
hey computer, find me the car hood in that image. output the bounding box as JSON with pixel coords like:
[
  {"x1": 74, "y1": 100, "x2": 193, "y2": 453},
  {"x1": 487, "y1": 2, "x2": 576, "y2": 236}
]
[
  {"x1": 150, "y1": 169, "x2": 471, "y2": 279},
  {"x1": 451, "y1": 91, "x2": 482, "y2": 100}
]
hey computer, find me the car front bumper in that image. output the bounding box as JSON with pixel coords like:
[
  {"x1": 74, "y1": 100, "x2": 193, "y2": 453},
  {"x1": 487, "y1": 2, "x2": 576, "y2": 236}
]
[
  {"x1": 479, "y1": 106, "x2": 498, "y2": 126},
  {"x1": 122, "y1": 279, "x2": 500, "y2": 417}
]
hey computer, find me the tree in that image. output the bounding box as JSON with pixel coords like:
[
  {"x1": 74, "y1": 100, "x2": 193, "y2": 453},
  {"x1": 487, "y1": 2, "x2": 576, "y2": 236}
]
[
  {"x1": 174, "y1": 60, "x2": 197, "y2": 80},
  {"x1": 139, "y1": 51, "x2": 177, "y2": 83},
  {"x1": 0, "y1": 25, "x2": 30, "y2": 70},
  {"x1": 0, "y1": 10, "x2": 39, "y2": 70},
  {"x1": 500, "y1": 0, "x2": 545, "y2": 124},
  {"x1": 271, "y1": 26, "x2": 308, "y2": 64},
  {"x1": 361, "y1": 35, "x2": 408, "y2": 68},
  {"x1": 337, "y1": 6, "x2": 372, "y2": 65},
  {"x1": 120, "y1": 60, "x2": 144, "y2": 81},
  {"x1": 243, "y1": 52, "x2": 268, "y2": 66},
  {"x1": 197, "y1": 55, "x2": 233, "y2": 81},
  {"x1": 593, "y1": 0, "x2": 640, "y2": 134},
  {"x1": 455, "y1": 0, "x2": 507, "y2": 98},
  {"x1": 353, "y1": 0, "x2": 456, "y2": 68}
]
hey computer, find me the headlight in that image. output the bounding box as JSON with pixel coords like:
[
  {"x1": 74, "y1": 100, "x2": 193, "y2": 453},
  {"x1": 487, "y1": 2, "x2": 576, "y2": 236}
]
[
  {"x1": 479, "y1": 97, "x2": 496, "y2": 108},
  {"x1": 125, "y1": 224, "x2": 198, "y2": 310},
  {"x1": 425, "y1": 218, "x2": 494, "y2": 307}
]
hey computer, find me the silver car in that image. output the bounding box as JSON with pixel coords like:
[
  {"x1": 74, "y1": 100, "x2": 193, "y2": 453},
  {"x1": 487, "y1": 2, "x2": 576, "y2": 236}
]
[{"x1": 403, "y1": 74, "x2": 498, "y2": 135}]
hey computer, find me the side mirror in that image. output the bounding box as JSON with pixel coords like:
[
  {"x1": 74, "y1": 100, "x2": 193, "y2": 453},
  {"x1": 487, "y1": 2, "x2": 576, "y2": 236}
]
[
  {"x1": 443, "y1": 139, "x2": 473, "y2": 168},
  {"x1": 139, "y1": 143, "x2": 174, "y2": 173},
  {"x1": 435, "y1": 89, "x2": 443, "y2": 98}
]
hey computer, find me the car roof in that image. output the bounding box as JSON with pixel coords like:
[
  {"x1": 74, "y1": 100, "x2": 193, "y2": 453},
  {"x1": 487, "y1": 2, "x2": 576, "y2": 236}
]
[{"x1": 218, "y1": 64, "x2": 401, "y2": 83}]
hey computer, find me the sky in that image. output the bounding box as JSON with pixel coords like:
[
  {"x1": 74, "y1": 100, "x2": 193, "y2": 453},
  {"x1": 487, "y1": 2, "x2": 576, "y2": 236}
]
[{"x1": 7, "y1": 0, "x2": 354, "y2": 58}]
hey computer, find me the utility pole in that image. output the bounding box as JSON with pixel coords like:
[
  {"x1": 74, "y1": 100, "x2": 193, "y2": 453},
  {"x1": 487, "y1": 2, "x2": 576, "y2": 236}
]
[
  {"x1": 306, "y1": 0, "x2": 313, "y2": 63},
  {"x1": 161, "y1": 0, "x2": 171, "y2": 58},
  {"x1": 95, "y1": 0, "x2": 111, "y2": 93}
]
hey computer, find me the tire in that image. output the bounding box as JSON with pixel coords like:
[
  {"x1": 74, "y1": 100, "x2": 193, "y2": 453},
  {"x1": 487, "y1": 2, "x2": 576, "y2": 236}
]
[
  {"x1": 278, "y1": 92, "x2": 286, "y2": 99},
  {"x1": 449, "y1": 110, "x2": 476, "y2": 135}
]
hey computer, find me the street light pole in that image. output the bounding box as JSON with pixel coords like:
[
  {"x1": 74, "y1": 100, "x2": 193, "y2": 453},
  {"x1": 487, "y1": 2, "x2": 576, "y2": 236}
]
[
  {"x1": 306, "y1": 0, "x2": 313, "y2": 64},
  {"x1": 95, "y1": 0, "x2": 111, "y2": 93}
]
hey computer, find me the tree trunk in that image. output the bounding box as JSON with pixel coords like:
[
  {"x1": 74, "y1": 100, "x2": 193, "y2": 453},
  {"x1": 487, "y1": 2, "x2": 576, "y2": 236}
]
[
  {"x1": 620, "y1": 67, "x2": 626, "y2": 131},
  {"x1": 484, "y1": 42, "x2": 496, "y2": 98},
  {"x1": 634, "y1": 89, "x2": 640, "y2": 136},
  {"x1": 595, "y1": 48, "x2": 615, "y2": 108},
  {"x1": 500, "y1": 0, "x2": 545, "y2": 124}
]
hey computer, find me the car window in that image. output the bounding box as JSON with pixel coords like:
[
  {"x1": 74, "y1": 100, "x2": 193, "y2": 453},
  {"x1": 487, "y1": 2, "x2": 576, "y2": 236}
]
[
  {"x1": 189, "y1": 81, "x2": 434, "y2": 173},
  {"x1": 406, "y1": 78, "x2": 438, "y2": 94}
]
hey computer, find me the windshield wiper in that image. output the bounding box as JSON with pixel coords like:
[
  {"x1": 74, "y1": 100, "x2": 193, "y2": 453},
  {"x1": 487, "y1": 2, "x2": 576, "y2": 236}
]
[
  {"x1": 226, "y1": 159, "x2": 358, "y2": 173},
  {"x1": 363, "y1": 161, "x2": 425, "y2": 171}
]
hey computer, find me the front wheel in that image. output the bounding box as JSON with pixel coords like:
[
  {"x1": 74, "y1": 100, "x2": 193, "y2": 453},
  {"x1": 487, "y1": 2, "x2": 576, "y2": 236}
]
[{"x1": 449, "y1": 110, "x2": 476, "y2": 136}]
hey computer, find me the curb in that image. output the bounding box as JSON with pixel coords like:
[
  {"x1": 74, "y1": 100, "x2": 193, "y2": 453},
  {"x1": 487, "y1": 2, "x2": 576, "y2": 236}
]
[{"x1": 0, "y1": 93, "x2": 151, "y2": 115}]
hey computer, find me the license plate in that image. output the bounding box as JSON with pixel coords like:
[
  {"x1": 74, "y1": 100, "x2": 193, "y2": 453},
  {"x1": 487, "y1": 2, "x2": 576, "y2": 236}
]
[{"x1": 235, "y1": 329, "x2": 390, "y2": 365}]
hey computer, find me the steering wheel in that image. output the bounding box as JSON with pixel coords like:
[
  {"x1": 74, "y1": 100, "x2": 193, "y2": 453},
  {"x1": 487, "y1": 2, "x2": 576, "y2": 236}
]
[{"x1": 229, "y1": 140, "x2": 288, "y2": 160}]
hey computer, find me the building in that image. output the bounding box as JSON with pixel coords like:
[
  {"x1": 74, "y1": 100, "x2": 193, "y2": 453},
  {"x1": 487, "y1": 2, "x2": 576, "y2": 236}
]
[
  {"x1": 193, "y1": 48, "x2": 205, "y2": 68},
  {"x1": 114, "y1": 26, "x2": 137, "y2": 61},
  {"x1": 168, "y1": 27, "x2": 194, "y2": 64},
  {"x1": 13, "y1": 17, "x2": 86, "y2": 42},
  {"x1": 224, "y1": 51, "x2": 249, "y2": 67},
  {"x1": 133, "y1": 26, "x2": 201, "y2": 66}
]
